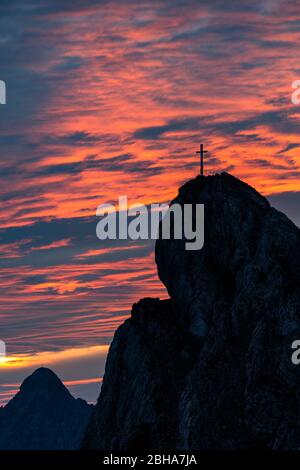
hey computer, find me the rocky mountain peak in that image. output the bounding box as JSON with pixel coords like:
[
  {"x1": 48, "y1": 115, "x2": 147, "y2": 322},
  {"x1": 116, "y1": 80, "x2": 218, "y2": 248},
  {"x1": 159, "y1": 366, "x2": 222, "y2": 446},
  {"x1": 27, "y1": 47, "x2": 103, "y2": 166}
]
[
  {"x1": 156, "y1": 172, "x2": 300, "y2": 338},
  {"x1": 83, "y1": 173, "x2": 300, "y2": 450},
  {"x1": 20, "y1": 367, "x2": 71, "y2": 398},
  {"x1": 0, "y1": 368, "x2": 93, "y2": 450}
]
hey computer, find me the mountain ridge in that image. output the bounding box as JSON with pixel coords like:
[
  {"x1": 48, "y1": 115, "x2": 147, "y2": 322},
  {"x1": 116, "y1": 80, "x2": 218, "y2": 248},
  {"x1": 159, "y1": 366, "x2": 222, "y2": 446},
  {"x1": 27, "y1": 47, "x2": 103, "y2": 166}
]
[{"x1": 0, "y1": 367, "x2": 93, "y2": 450}]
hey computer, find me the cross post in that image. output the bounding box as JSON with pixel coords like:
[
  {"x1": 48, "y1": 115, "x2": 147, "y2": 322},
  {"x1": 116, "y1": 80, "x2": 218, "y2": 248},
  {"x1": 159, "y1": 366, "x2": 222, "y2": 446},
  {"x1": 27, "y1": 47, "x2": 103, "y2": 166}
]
[{"x1": 196, "y1": 144, "x2": 207, "y2": 175}]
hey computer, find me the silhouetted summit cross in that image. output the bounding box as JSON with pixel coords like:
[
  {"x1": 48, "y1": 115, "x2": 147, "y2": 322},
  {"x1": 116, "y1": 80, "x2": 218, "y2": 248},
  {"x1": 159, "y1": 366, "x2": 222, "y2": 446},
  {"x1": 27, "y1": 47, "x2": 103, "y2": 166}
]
[{"x1": 196, "y1": 144, "x2": 207, "y2": 175}]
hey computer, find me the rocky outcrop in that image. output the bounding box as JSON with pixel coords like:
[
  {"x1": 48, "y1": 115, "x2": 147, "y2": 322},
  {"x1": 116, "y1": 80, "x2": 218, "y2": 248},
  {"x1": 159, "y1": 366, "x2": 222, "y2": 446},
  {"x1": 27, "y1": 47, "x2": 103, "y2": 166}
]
[
  {"x1": 0, "y1": 367, "x2": 93, "y2": 450},
  {"x1": 83, "y1": 173, "x2": 300, "y2": 450}
]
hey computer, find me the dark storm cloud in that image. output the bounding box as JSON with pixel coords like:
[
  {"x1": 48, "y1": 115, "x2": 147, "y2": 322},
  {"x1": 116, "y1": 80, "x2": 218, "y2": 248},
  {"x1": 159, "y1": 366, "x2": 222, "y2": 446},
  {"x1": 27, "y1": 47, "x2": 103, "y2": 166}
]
[
  {"x1": 156, "y1": 0, "x2": 291, "y2": 19},
  {"x1": 0, "y1": 0, "x2": 110, "y2": 15},
  {"x1": 23, "y1": 274, "x2": 50, "y2": 285},
  {"x1": 31, "y1": 153, "x2": 163, "y2": 177},
  {"x1": 280, "y1": 143, "x2": 300, "y2": 153},
  {"x1": 52, "y1": 56, "x2": 90, "y2": 72},
  {"x1": 245, "y1": 159, "x2": 295, "y2": 171},
  {"x1": 133, "y1": 117, "x2": 201, "y2": 139},
  {"x1": 133, "y1": 108, "x2": 299, "y2": 143},
  {"x1": 44, "y1": 132, "x2": 102, "y2": 147},
  {"x1": 0, "y1": 213, "x2": 153, "y2": 268},
  {"x1": 213, "y1": 109, "x2": 300, "y2": 138},
  {"x1": 0, "y1": 216, "x2": 95, "y2": 247}
]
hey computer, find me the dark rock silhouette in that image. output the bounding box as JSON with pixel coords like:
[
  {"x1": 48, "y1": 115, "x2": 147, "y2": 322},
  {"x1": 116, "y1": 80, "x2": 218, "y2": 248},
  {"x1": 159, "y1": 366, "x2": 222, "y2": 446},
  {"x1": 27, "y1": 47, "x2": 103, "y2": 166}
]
[
  {"x1": 0, "y1": 367, "x2": 92, "y2": 450},
  {"x1": 83, "y1": 173, "x2": 300, "y2": 450}
]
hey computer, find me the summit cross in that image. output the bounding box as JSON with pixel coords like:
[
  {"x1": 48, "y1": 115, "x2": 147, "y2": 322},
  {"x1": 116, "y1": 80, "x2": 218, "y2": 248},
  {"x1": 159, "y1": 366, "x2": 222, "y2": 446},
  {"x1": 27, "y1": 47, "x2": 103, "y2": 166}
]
[{"x1": 196, "y1": 144, "x2": 207, "y2": 175}]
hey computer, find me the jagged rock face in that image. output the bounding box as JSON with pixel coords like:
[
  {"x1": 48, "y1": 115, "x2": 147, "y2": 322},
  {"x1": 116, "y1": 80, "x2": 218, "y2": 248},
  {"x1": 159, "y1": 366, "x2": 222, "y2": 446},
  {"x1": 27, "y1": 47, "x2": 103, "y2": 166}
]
[
  {"x1": 83, "y1": 298, "x2": 193, "y2": 450},
  {"x1": 0, "y1": 368, "x2": 93, "y2": 450},
  {"x1": 83, "y1": 173, "x2": 300, "y2": 450}
]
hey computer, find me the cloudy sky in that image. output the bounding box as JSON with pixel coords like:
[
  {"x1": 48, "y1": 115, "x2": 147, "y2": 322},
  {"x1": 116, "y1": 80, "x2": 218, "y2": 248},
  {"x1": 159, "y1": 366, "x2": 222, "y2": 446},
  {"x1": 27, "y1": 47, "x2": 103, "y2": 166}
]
[{"x1": 0, "y1": 0, "x2": 299, "y2": 403}]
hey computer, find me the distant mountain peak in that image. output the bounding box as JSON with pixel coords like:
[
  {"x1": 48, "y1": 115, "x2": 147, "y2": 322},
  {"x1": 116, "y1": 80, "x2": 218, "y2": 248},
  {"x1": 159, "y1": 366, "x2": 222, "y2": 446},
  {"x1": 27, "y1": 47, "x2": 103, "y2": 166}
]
[
  {"x1": 20, "y1": 367, "x2": 70, "y2": 397},
  {"x1": 0, "y1": 367, "x2": 93, "y2": 450}
]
